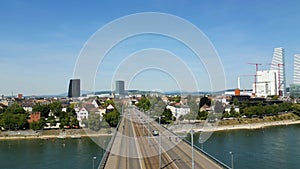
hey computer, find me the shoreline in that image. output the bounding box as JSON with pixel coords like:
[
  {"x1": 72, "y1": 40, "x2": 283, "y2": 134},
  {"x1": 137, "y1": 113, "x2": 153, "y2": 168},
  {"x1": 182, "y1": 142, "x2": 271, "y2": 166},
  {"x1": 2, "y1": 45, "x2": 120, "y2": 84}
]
[
  {"x1": 0, "y1": 129, "x2": 113, "y2": 140},
  {"x1": 173, "y1": 119, "x2": 300, "y2": 133},
  {"x1": 1, "y1": 120, "x2": 300, "y2": 140}
]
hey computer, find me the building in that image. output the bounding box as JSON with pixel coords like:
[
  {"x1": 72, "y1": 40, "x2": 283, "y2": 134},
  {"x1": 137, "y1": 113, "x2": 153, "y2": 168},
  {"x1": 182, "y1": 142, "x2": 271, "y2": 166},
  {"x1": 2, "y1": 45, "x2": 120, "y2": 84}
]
[
  {"x1": 28, "y1": 112, "x2": 41, "y2": 123},
  {"x1": 254, "y1": 70, "x2": 278, "y2": 97},
  {"x1": 166, "y1": 105, "x2": 190, "y2": 119},
  {"x1": 270, "y1": 47, "x2": 286, "y2": 96},
  {"x1": 294, "y1": 54, "x2": 300, "y2": 84},
  {"x1": 115, "y1": 80, "x2": 125, "y2": 95},
  {"x1": 290, "y1": 84, "x2": 300, "y2": 98},
  {"x1": 290, "y1": 54, "x2": 300, "y2": 98},
  {"x1": 68, "y1": 79, "x2": 80, "y2": 98}
]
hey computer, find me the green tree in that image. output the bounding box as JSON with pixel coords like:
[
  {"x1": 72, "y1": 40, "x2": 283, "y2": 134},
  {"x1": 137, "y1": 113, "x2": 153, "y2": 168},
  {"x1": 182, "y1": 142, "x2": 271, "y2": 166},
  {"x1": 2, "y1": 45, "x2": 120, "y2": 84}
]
[
  {"x1": 88, "y1": 112, "x2": 101, "y2": 131},
  {"x1": 103, "y1": 109, "x2": 120, "y2": 127},
  {"x1": 5, "y1": 102, "x2": 25, "y2": 114},
  {"x1": 158, "y1": 107, "x2": 175, "y2": 124},
  {"x1": 33, "y1": 103, "x2": 50, "y2": 118},
  {"x1": 136, "y1": 95, "x2": 151, "y2": 111},
  {"x1": 49, "y1": 101, "x2": 62, "y2": 116},
  {"x1": 197, "y1": 111, "x2": 208, "y2": 120}
]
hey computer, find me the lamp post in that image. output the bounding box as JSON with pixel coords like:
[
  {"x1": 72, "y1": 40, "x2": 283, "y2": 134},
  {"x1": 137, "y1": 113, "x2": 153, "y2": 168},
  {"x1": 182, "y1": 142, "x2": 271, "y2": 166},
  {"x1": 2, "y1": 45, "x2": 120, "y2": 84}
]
[
  {"x1": 155, "y1": 115, "x2": 165, "y2": 169},
  {"x1": 93, "y1": 156, "x2": 96, "y2": 169},
  {"x1": 191, "y1": 130, "x2": 195, "y2": 169},
  {"x1": 148, "y1": 110, "x2": 150, "y2": 144},
  {"x1": 199, "y1": 137, "x2": 203, "y2": 150},
  {"x1": 229, "y1": 152, "x2": 234, "y2": 169},
  {"x1": 103, "y1": 140, "x2": 106, "y2": 155}
]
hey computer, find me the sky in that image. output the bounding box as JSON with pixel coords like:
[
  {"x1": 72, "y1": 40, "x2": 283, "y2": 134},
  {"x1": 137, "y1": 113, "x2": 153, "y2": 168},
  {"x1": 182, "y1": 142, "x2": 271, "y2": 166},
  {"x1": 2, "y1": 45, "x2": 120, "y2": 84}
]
[{"x1": 1, "y1": 0, "x2": 300, "y2": 95}]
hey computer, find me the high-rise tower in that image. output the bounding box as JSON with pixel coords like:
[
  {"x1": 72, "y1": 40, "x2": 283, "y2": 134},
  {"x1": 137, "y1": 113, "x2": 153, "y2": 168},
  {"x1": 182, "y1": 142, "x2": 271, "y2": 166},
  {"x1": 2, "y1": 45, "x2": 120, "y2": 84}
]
[
  {"x1": 68, "y1": 79, "x2": 80, "y2": 97},
  {"x1": 115, "y1": 80, "x2": 125, "y2": 95},
  {"x1": 294, "y1": 54, "x2": 300, "y2": 84},
  {"x1": 270, "y1": 47, "x2": 286, "y2": 96}
]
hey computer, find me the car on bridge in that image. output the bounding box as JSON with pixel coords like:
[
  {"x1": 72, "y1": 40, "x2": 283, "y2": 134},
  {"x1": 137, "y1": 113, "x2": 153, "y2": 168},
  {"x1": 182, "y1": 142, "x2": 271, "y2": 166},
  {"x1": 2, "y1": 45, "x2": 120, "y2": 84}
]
[{"x1": 152, "y1": 130, "x2": 159, "y2": 136}]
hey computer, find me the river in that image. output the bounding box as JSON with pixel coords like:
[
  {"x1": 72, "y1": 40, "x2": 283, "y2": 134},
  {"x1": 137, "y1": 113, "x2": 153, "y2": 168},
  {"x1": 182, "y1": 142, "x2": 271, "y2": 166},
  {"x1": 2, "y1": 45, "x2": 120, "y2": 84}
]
[
  {"x1": 192, "y1": 124, "x2": 300, "y2": 169},
  {"x1": 0, "y1": 124, "x2": 299, "y2": 169}
]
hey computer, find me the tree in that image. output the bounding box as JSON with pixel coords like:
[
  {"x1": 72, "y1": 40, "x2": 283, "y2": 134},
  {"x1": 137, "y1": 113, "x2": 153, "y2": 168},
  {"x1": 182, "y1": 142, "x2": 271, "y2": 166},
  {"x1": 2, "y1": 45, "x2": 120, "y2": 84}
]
[
  {"x1": 70, "y1": 116, "x2": 79, "y2": 128},
  {"x1": 158, "y1": 107, "x2": 175, "y2": 124},
  {"x1": 103, "y1": 109, "x2": 120, "y2": 127},
  {"x1": 49, "y1": 101, "x2": 62, "y2": 116},
  {"x1": 33, "y1": 103, "x2": 50, "y2": 118},
  {"x1": 173, "y1": 96, "x2": 181, "y2": 103},
  {"x1": 136, "y1": 95, "x2": 151, "y2": 111},
  {"x1": 214, "y1": 101, "x2": 224, "y2": 114},
  {"x1": 197, "y1": 111, "x2": 208, "y2": 120},
  {"x1": 5, "y1": 102, "x2": 25, "y2": 114},
  {"x1": 88, "y1": 112, "x2": 101, "y2": 131}
]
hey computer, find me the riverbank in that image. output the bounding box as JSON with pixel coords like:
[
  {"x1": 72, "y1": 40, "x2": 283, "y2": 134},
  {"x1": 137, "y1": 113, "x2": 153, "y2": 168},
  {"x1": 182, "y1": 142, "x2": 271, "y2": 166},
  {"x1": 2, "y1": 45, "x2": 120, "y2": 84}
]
[
  {"x1": 0, "y1": 128, "x2": 113, "y2": 140},
  {"x1": 199, "y1": 119, "x2": 300, "y2": 132},
  {"x1": 170, "y1": 113, "x2": 300, "y2": 133}
]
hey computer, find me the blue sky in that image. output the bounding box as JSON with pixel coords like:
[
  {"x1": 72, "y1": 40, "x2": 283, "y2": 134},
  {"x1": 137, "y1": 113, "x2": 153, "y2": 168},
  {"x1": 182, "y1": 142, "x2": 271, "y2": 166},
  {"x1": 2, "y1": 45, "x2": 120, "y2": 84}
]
[{"x1": 1, "y1": 0, "x2": 300, "y2": 95}]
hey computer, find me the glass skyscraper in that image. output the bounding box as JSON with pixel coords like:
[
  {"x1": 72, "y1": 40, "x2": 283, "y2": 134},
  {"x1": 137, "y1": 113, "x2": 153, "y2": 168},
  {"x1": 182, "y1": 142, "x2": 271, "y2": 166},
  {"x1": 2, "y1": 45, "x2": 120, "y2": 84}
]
[
  {"x1": 294, "y1": 54, "x2": 300, "y2": 84},
  {"x1": 115, "y1": 80, "x2": 125, "y2": 95},
  {"x1": 68, "y1": 79, "x2": 80, "y2": 97},
  {"x1": 270, "y1": 47, "x2": 286, "y2": 96}
]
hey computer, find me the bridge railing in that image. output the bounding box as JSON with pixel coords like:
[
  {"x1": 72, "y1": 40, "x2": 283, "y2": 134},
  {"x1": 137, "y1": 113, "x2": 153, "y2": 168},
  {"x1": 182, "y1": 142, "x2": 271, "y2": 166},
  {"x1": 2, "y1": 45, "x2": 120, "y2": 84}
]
[
  {"x1": 161, "y1": 125, "x2": 232, "y2": 169},
  {"x1": 98, "y1": 116, "x2": 123, "y2": 169}
]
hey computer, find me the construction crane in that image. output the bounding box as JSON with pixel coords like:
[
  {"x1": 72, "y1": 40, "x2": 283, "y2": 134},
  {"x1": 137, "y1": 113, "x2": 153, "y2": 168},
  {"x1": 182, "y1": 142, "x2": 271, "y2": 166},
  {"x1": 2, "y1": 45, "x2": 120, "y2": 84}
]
[
  {"x1": 268, "y1": 63, "x2": 285, "y2": 96},
  {"x1": 247, "y1": 63, "x2": 262, "y2": 95}
]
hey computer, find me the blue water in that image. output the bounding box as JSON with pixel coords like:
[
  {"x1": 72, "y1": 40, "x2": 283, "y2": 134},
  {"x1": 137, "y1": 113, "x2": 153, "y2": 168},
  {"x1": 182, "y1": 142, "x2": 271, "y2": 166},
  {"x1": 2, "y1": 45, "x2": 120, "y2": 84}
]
[
  {"x1": 0, "y1": 137, "x2": 110, "y2": 169},
  {"x1": 193, "y1": 124, "x2": 300, "y2": 169},
  {"x1": 1, "y1": 125, "x2": 300, "y2": 169}
]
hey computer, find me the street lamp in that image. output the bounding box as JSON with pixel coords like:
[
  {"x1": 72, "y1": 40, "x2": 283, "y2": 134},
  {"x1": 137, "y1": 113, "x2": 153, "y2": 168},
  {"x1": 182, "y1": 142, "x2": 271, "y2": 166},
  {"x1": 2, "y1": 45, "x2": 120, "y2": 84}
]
[
  {"x1": 103, "y1": 140, "x2": 106, "y2": 155},
  {"x1": 93, "y1": 156, "x2": 97, "y2": 169},
  {"x1": 229, "y1": 151, "x2": 234, "y2": 169},
  {"x1": 190, "y1": 130, "x2": 195, "y2": 169},
  {"x1": 154, "y1": 115, "x2": 165, "y2": 169},
  {"x1": 199, "y1": 137, "x2": 203, "y2": 150}
]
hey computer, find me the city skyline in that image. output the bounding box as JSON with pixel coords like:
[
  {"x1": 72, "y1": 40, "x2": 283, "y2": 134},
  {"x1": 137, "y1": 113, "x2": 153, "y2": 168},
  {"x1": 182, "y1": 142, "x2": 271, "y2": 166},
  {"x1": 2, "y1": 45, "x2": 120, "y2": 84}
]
[{"x1": 1, "y1": 1, "x2": 300, "y2": 95}]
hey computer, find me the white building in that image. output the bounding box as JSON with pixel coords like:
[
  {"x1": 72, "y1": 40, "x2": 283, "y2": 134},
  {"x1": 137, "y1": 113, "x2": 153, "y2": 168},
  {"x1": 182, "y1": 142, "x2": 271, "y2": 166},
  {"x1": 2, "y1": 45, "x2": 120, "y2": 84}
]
[
  {"x1": 254, "y1": 70, "x2": 278, "y2": 97},
  {"x1": 166, "y1": 105, "x2": 190, "y2": 119},
  {"x1": 294, "y1": 54, "x2": 300, "y2": 84},
  {"x1": 270, "y1": 47, "x2": 286, "y2": 96},
  {"x1": 76, "y1": 107, "x2": 89, "y2": 127}
]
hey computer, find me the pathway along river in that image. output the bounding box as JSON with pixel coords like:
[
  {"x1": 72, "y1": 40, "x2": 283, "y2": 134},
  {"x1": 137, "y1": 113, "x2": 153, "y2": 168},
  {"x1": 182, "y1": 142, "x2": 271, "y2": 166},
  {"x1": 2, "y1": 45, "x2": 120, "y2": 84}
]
[{"x1": 0, "y1": 124, "x2": 300, "y2": 169}]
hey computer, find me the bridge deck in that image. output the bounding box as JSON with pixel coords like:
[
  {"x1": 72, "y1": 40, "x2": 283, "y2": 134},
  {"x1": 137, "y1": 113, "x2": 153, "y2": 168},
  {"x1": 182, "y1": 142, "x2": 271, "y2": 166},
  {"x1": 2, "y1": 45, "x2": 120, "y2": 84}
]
[{"x1": 102, "y1": 107, "x2": 228, "y2": 169}]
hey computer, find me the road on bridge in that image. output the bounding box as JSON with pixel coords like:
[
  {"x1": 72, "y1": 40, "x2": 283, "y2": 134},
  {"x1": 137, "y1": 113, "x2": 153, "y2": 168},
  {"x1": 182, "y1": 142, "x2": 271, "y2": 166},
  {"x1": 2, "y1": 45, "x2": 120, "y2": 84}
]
[{"x1": 103, "y1": 107, "x2": 224, "y2": 169}]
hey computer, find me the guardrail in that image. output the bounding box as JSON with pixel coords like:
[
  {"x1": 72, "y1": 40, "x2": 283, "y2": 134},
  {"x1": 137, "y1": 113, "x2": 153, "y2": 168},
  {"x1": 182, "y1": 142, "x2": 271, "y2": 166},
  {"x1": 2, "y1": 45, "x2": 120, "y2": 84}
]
[
  {"x1": 98, "y1": 117, "x2": 122, "y2": 169},
  {"x1": 162, "y1": 125, "x2": 232, "y2": 169}
]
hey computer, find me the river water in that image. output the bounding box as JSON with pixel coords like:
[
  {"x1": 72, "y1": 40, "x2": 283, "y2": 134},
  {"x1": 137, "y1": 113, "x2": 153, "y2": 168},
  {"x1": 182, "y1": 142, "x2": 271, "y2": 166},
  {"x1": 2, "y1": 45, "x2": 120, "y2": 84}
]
[
  {"x1": 193, "y1": 124, "x2": 300, "y2": 169},
  {"x1": 0, "y1": 136, "x2": 110, "y2": 169},
  {"x1": 0, "y1": 124, "x2": 299, "y2": 169}
]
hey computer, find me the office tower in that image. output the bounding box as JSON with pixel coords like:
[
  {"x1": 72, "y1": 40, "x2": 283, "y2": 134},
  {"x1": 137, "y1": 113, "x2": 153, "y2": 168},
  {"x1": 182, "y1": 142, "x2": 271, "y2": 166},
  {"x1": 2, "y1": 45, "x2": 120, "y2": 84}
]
[
  {"x1": 254, "y1": 70, "x2": 278, "y2": 97},
  {"x1": 294, "y1": 54, "x2": 300, "y2": 84},
  {"x1": 115, "y1": 80, "x2": 125, "y2": 95},
  {"x1": 270, "y1": 47, "x2": 286, "y2": 96},
  {"x1": 68, "y1": 79, "x2": 80, "y2": 97}
]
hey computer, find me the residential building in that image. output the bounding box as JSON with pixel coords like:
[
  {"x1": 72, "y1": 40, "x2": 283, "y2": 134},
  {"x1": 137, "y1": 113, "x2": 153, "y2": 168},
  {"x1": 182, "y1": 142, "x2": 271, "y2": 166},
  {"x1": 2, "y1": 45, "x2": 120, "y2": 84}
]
[{"x1": 166, "y1": 105, "x2": 190, "y2": 119}]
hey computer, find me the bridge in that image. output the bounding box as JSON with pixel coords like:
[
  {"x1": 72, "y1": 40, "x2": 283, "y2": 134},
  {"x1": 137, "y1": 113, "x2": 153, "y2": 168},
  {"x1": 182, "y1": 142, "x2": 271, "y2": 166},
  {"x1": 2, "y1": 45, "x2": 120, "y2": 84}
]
[{"x1": 98, "y1": 106, "x2": 231, "y2": 169}]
